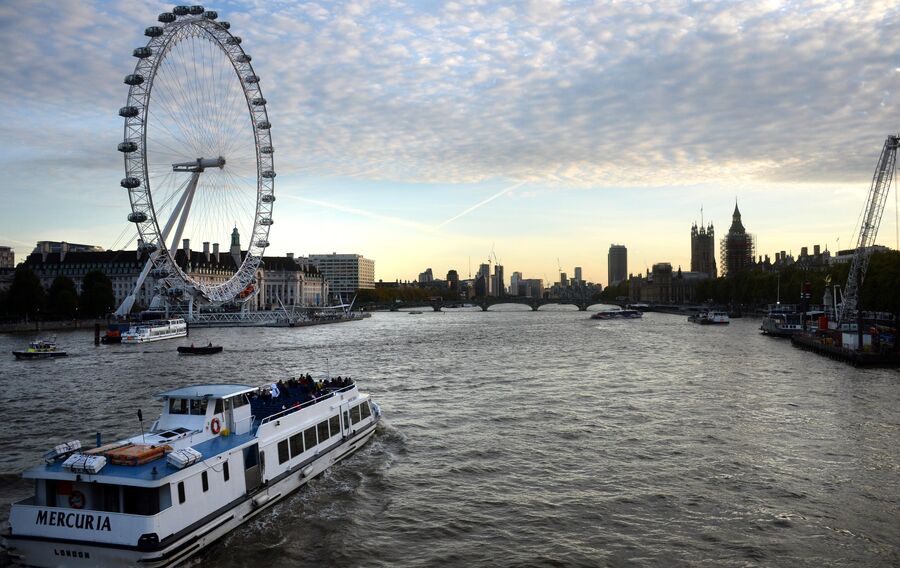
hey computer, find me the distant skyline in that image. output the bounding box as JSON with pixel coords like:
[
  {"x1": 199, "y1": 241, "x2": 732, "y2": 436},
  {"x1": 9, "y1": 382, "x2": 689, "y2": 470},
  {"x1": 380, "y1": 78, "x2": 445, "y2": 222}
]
[{"x1": 1, "y1": 1, "x2": 899, "y2": 285}]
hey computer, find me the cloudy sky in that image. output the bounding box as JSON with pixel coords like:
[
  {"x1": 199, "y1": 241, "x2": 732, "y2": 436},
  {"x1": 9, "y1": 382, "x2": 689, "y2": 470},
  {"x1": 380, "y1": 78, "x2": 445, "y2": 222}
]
[{"x1": 0, "y1": 0, "x2": 898, "y2": 285}]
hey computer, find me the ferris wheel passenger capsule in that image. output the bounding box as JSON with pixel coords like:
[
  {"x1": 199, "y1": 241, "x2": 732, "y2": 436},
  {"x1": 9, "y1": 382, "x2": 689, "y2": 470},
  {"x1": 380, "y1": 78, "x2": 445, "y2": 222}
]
[
  {"x1": 121, "y1": 177, "x2": 141, "y2": 189},
  {"x1": 236, "y1": 54, "x2": 251, "y2": 63},
  {"x1": 261, "y1": 194, "x2": 275, "y2": 203},
  {"x1": 262, "y1": 170, "x2": 275, "y2": 178},
  {"x1": 244, "y1": 74, "x2": 259, "y2": 84},
  {"x1": 189, "y1": 6, "x2": 205, "y2": 15},
  {"x1": 257, "y1": 121, "x2": 271, "y2": 130},
  {"x1": 158, "y1": 12, "x2": 176, "y2": 23},
  {"x1": 145, "y1": 26, "x2": 163, "y2": 37},
  {"x1": 203, "y1": 11, "x2": 218, "y2": 20},
  {"x1": 259, "y1": 218, "x2": 273, "y2": 226},
  {"x1": 226, "y1": 36, "x2": 242, "y2": 45},
  {"x1": 251, "y1": 97, "x2": 266, "y2": 106},
  {"x1": 255, "y1": 240, "x2": 270, "y2": 248},
  {"x1": 118, "y1": 141, "x2": 138, "y2": 153},
  {"x1": 260, "y1": 145, "x2": 273, "y2": 154},
  {"x1": 124, "y1": 74, "x2": 144, "y2": 85},
  {"x1": 173, "y1": 6, "x2": 190, "y2": 17},
  {"x1": 119, "y1": 106, "x2": 140, "y2": 118},
  {"x1": 133, "y1": 47, "x2": 152, "y2": 59},
  {"x1": 128, "y1": 212, "x2": 148, "y2": 223}
]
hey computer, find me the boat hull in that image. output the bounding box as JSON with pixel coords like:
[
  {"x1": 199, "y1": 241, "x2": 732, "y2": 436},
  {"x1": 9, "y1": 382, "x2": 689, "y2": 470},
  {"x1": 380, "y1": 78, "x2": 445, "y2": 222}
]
[
  {"x1": 177, "y1": 346, "x2": 223, "y2": 355},
  {"x1": 5, "y1": 424, "x2": 378, "y2": 567},
  {"x1": 13, "y1": 351, "x2": 67, "y2": 360}
]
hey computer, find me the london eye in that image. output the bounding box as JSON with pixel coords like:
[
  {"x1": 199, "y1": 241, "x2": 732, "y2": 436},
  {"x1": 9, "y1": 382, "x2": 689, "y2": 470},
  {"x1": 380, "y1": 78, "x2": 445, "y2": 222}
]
[{"x1": 116, "y1": 5, "x2": 274, "y2": 315}]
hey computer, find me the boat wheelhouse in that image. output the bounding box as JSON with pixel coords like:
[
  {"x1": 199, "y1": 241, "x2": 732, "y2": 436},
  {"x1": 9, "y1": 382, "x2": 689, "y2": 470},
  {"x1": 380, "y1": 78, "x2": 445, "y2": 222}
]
[
  {"x1": 121, "y1": 318, "x2": 187, "y2": 344},
  {"x1": 5, "y1": 379, "x2": 381, "y2": 567}
]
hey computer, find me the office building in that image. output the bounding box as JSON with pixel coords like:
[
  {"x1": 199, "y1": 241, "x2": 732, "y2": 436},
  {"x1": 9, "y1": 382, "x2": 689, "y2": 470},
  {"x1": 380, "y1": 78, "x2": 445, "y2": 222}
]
[
  {"x1": 0, "y1": 246, "x2": 13, "y2": 269},
  {"x1": 309, "y1": 253, "x2": 375, "y2": 297},
  {"x1": 608, "y1": 244, "x2": 627, "y2": 287}
]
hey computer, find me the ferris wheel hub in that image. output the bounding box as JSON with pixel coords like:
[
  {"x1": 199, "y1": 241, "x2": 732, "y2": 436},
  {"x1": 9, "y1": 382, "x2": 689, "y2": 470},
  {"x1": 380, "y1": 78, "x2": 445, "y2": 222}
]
[{"x1": 172, "y1": 156, "x2": 226, "y2": 173}]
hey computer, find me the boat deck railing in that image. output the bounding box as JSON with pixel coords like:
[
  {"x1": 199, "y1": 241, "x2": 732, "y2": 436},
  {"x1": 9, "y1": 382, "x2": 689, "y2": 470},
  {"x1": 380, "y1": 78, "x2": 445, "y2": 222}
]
[{"x1": 256, "y1": 384, "x2": 356, "y2": 428}]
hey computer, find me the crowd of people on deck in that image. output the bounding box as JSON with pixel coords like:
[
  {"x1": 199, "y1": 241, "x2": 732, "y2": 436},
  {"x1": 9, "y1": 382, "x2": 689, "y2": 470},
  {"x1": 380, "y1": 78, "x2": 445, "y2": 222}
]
[{"x1": 250, "y1": 374, "x2": 355, "y2": 409}]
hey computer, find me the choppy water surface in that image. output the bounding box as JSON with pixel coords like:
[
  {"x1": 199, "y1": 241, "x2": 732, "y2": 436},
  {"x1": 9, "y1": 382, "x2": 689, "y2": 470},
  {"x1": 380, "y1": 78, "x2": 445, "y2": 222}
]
[{"x1": 1, "y1": 309, "x2": 898, "y2": 567}]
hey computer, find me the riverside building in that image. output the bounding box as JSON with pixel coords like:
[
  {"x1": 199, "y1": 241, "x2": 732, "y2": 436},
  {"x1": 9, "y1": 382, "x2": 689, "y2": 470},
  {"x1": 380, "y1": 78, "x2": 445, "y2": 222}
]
[
  {"x1": 308, "y1": 253, "x2": 375, "y2": 297},
  {"x1": 19, "y1": 231, "x2": 328, "y2": 313}
]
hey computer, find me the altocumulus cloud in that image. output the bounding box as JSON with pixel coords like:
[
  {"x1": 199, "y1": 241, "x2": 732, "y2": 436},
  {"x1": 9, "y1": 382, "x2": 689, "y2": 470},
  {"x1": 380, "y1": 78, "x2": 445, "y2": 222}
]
[{"x1": 1, "y1": 0, "x2": 898, "y2": 189}]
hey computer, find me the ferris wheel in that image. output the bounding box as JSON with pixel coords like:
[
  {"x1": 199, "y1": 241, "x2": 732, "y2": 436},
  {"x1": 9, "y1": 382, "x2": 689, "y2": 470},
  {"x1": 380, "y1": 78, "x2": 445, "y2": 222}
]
[{"x1": 116, "y1": 5, "x2": 274, "y2": 316}]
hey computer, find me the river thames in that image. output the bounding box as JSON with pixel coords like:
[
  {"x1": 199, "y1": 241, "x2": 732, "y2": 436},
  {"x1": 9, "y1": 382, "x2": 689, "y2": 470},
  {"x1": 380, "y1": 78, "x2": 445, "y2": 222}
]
[{"x1": 0, "y1": 309, "x2": 898, "y2": 567}]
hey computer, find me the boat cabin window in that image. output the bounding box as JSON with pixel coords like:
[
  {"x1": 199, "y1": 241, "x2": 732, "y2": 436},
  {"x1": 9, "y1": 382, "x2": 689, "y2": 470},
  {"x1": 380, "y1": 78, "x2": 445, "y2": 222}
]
[
  {"x1": 360, "y1": 401, "x2": 371, "y2": 419},
  {"x1": 169, "y1": 398, "x2": 208, "y2": 415},
  {"x1": 214, "y1": 399, "x2": 224, "y2": 414},
  {"x1": 317, "y1": 421, "x2": 329, "y2": 442},
  {"x1": 243, "y1": 445, "x2": 258, "y2": 470},
  {"x1": 304, "y1": 426, "x2": 317, "y2": 450},
  {"x1": 123, "y1": 486, "x2": 162, "y2": 515},
  {"x1": 177, "y1": 481, "x2": 186, "y2": 504},
  {"x1": 329, "y1": 415, "x2": 340, "y2": 436},
  {"x1": 223, "y1": 462, "x2": 230, "y2": 482},
  {"x1": 202, "y1": 471, "x2": 209, "y2": 492},
  {"x1": 233, "y1": 394, "x2": 249, "y2": 408},
  {"x1": 190, "y1": 399, "x2": 208, "y2": 415},
  {"x1": 350, "y1": 404, "x2": 362, "y2": 425},
  {"x1": 278, "y1": 440, "x2": 289, "y2": 464},
  {"x1": 290, "y1": 433, "x2": 304, "y2": 456}
]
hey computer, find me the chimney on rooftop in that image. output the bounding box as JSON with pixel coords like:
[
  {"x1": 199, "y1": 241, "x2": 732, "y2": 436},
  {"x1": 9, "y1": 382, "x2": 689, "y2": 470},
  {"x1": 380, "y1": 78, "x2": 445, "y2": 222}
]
[
  {"x1": 60, "y1": 241, "x2": 69, "y2": 263},
  {"x1": 183, "y1": 238, "x2": 190, "y2": 260},
  {"x1": 814, "y1": 244, "x2": 820, "y2": 256},
  {"x1": 203, "y1": 241, "x2": 210, "y2": 262},
  {"x1": 286, "y1": 252, "x2": 293, "y2": 259},
  {"x1": 213, "y1": 243, "x2": 220, "y2": 263}
]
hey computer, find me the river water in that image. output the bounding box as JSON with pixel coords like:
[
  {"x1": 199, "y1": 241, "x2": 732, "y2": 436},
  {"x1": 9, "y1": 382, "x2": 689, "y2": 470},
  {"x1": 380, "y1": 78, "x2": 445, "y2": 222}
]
[{"x1": 0, "y1": 308, "x2": 898, "y2": 567}]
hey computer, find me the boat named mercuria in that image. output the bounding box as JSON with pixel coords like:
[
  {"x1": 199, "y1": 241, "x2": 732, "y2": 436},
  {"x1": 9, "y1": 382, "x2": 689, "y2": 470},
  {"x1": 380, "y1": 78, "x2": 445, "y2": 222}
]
[{"x1": 5, "y1": 376, "x2": 381, "y2": 566}]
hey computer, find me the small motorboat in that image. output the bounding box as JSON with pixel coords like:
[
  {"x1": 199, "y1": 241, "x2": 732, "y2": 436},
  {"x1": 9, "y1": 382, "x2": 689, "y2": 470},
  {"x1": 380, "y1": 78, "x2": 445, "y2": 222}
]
[
  {"x1": 177, "y1": 344, "x2": 223, "y2": 355},
  {"x1": 13, "y1": 339, "x2": 67, "y2": 360},
  {"x1": 408, "y1": 311, "x2": 423, "y2": 315}
]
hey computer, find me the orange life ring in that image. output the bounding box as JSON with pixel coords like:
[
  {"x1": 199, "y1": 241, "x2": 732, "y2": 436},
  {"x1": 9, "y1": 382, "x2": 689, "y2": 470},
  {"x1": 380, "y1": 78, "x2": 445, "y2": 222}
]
[
  {"x1": 210, "y1": 417, "x2": 221, "y2": 434},
  {"x1": 69, "y1": 490, "x2": 85, "y2": 509}
]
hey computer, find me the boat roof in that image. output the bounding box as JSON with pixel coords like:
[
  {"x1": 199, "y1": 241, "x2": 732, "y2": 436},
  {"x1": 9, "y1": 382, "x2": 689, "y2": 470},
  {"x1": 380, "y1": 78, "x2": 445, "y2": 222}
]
[
  {"x1": 156, "y1": 384, "x2": 256, "y2": 399},
  {"x1": 26, "y1": 432, "x2": 255, "y2": 484}
]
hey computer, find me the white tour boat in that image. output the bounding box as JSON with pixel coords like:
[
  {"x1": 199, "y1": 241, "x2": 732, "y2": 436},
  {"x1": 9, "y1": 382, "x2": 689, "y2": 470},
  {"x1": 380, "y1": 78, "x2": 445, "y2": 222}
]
[
  {"x1": 5, "y1": 378, "x2": 381, "y2": 566},
  {"x1": 688, "y1": 311, "x2": 730, "y2": 325},
  {"x1": 120, "y1": 318, "x2": 188, "y2": 344}
]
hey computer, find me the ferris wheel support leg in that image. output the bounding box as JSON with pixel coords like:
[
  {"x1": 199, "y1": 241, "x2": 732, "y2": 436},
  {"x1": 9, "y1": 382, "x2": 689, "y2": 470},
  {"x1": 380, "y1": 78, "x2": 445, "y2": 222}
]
[
  {"x1": 115, "y1": 252, "x2": 158, "y2": 317},
  {"x1": 169, "y1": 171, "x2": 201, "y2": 254}
]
